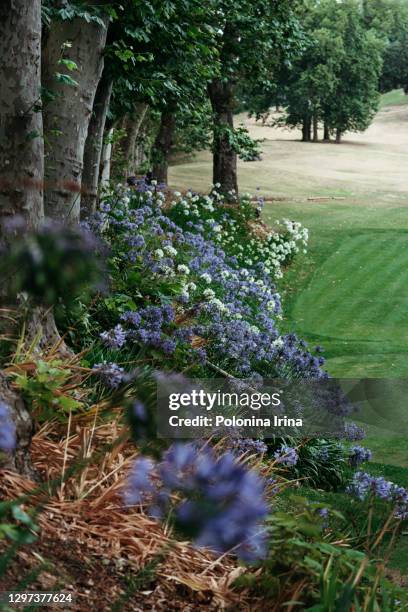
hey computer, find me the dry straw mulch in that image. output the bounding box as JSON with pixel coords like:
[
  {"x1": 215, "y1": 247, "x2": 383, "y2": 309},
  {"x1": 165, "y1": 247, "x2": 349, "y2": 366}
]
[{"x1": 0, "y1": 419, "x2": 258, "y2": 611}]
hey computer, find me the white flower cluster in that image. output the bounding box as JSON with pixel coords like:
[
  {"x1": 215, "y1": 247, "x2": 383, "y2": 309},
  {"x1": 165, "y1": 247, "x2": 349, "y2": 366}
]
[
  {"x1": 221, "y1": 217, "x2": 308, "y2": 279},
  {"x1": 170, "y1": 189, "x2": 309, "y2": 280}
]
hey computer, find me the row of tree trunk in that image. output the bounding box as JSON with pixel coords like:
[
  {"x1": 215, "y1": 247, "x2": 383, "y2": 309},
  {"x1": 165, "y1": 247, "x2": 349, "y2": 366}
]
[
  {"x1": 0, "y1": 0, "x2": 111, "y2": 473},
  {"x1": 302, "y1": 116, "x2": 342, "y2": 143}
]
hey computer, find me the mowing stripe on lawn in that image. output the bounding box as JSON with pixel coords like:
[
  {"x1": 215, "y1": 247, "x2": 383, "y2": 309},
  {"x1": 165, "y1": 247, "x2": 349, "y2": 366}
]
[{"x1": 292, "y1": 232, "x2": 408, "y2": 349}]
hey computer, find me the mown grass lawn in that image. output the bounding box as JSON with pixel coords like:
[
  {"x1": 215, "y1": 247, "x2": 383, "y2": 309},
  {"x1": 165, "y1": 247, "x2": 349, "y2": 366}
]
[{"x1": 261, "y1": 195, "x2": 408, "y2": 574}]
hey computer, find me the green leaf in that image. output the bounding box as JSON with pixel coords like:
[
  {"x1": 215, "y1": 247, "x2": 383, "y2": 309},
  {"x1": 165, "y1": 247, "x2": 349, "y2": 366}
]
[
  {"x1": 55, "y1": 73, "x2": 79, "y2": 88},
  {"x1": 58, "y1": 58, "x2": 78, "y2": 71}
]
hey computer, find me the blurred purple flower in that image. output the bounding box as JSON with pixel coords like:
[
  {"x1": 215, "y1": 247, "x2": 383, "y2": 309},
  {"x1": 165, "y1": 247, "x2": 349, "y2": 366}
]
[
  {"x1": 348, "y1": 445, "x2": 372, "y2": 467},
  {"x1": 124, "y1": 443, "x2": 269, "y2": 562},
  {"x1": 0, "y1": 402, "x2": 16, "y2": 453}
]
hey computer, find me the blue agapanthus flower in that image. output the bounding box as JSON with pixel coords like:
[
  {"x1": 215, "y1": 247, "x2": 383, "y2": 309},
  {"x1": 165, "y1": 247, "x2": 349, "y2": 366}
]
[
  {"x1": 343, "y1": 422, "x2": 366, "y2": 441},
  {"x1": 348, "y1": 445, "x2": 372, "y2": 467},
  {"x1": 124, "y1": 443, "x2": 269, "y2": 562},
  {"x1": 92, "y1": 362, "x2": 125, "y2": 388},
  {"x1": 347, "y1": 471, "x2": 408, "y2": 519},
  {"x1": 274, "y1": 445, "x2": 299, "y2": 467}
]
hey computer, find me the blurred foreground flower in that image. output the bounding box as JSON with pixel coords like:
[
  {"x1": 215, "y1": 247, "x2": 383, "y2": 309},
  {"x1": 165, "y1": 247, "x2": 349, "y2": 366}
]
[
  {"x1": 0, "y1": 218, "x2": 105, "y2": 307},
  {"x1": 124, "y1": 443, "x2": 269, "y2": 562},
  {"x1": 0, "y1": 401, "x2": 16, "y2": 453}
]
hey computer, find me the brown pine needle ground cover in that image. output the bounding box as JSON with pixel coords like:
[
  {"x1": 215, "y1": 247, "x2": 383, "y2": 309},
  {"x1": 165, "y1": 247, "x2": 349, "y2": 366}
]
[{"x1": 0, "y1": 421, "x2": 253, "y2": 610}]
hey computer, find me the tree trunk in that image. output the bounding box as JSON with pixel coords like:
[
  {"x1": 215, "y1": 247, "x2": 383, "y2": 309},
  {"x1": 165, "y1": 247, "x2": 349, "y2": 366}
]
[
  {"x1": 0, "y1": 0, "x2": 44, "y2": 237},
  {"x1": 100, "y1": 127, "x2": 114, "y2": 188},
  {"x1": 116, "y1": 104, "x2": 148, "y2": 180},
  {"x1": 208, "y1": 79, "x2": 238, "y2": 197},
  {"x1": 0, "y1": 1, "x2": 44, "y2": 476},
  {"x1": 42, "y1": 5, "x2": 109, "y2": 224},
  {"x1": 302, "y1": 117, "x2": 311, "y2": 142},
  {"x1": 152, "y1": 112, "x2": 176, "y2": 185},
  {"x1": 313, "y1": 115, "x2": 319, "y2": 142},
  {"x1": 335, "y1": 129, "x2": 342, "y2": 144},
  {"x1": 81, "y1": 73, "x2": 113, "y2": 219},
  {"x1": 323, "y1": 123, "x2": 330, "y2": 141}
]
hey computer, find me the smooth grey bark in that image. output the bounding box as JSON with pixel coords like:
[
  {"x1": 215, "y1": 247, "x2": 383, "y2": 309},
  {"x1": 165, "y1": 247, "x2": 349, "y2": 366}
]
[
  {"x1": 152, "y1": 111, "x2": 176, "y2": 185},
  {"x1": 114, "y1": 103, "x2": 148, "y2": 180},
  {"x1": 81, "y1": 73, "x2": 113, "y2": 218},
  {"x1": 100, "y1": 127, "x2": 114, "y2": 187},
  {"x1": 0, "y1": 1, "x2": 43, "y2": 476},
  {"x1": 208, "y1": 79, "x2": 238, "y2": 196},
  {"x1": 42, "y1": 5, "x2": 109, "y2": 223},
  {"x1": 0, "y1": 0, "x2": 44, "y2": 237}
]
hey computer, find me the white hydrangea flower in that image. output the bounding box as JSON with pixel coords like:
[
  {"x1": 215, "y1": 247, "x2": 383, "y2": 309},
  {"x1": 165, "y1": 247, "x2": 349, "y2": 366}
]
[
  {"x1": 203, "y1": 288, "x2": 216, "y2": 300},
  {"x1": 200, "y1": 273, "x2": 212, "y2": 284},
  {"x1": 155, "y1": 249, "x2": 164, "y2": 259},
  {"x1": 210, "y1": 298, "x2": 229, "y2": 312},
  {"x1": 164, "y1": 245, "x2": 178, "y2": 257},
  {"x1": 177, "y1": 264, "x2": 190, "y2": 275}
]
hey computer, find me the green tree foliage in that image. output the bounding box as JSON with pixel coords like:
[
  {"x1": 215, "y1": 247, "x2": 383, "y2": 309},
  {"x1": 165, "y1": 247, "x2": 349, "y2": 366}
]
[
  {"x1": 321, "y1": 1, "x2": 384, "y2": 139},
  {"x1": 265, "y1": 0, "x2": 384, "y2": 141},
  {"x1": 368, "y1": 0, "x2": 408, "y2": 93},
  {"x1": 107, "y1": 0, "x2": 218, "y2": 119},
  {"x1": 104, "y1": 0, "x2": 219, "y2": 182}
]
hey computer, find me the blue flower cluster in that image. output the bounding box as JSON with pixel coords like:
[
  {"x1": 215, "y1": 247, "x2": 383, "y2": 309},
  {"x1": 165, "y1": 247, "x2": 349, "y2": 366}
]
[
  {"x1": 93, "y1": 187, "x2": 327, "y2": 382},
  {"x1": 347, "y1": 472, "x2": 408, "y2": 520},
  {"x1": 124, "y1": 442, "x2": 268, "y2": 562},
  {"x1": 343, "y1": 422, "x2": 366, "y2": 441},
  {"x1": 348, "y1": 445, "x2": 372, "y2": 467},
  {"x1": 230, "y1": 438, "x2": 268, "y2": 456},
  {"x1": 120, "y1": 304, "x2": 178, "y2": 354},
  {"x1": 100, "y1": 324, "x2": 128, "y2": 349},
  {"x1": 0, "y1": 401, "x2": 16, "y2": 453},
  {"x1": 92, "y1": 362, "x2": 125, "y2": 388},
  {"x1": 273, "y1": 445, "x2": 299, "y2": 467}
]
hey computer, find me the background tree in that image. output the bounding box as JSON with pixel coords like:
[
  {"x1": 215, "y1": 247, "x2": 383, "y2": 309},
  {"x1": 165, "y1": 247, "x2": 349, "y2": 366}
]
[
  {"x1": 321, "y1": 0, "x2": 383, "y2": 142},
  {"x1": 374, "y1": 1, "x2": 408, "y2": 93},
  {"x1": 207, "y1": 0, "x2": 305, "y2": 195},
  {"x1": 104, "y1": 0, "x2": 218, "y2": 186},
  {"x1": 262, "y1": 0, "x2": 383, "y2": 143}
]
